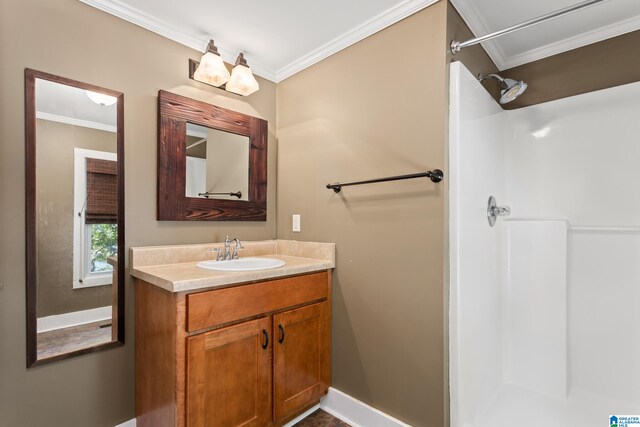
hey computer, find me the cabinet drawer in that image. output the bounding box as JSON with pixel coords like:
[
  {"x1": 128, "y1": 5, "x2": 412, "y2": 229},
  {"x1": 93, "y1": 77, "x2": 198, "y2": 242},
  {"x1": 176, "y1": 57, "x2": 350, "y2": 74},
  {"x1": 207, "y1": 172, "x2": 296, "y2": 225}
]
[{"x1": 187, "y1": 271, "x2": 328, "y2": 332}]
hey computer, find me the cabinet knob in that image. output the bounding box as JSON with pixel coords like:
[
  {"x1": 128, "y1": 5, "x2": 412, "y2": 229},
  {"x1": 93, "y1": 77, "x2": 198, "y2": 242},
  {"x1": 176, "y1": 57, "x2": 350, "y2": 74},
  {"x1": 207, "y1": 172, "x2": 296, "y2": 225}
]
[
  {"x1": 262, "y1": 329, "x2": 269, "y2": 349},
  {"x1": 278, "y1": 324, "x2": 285, "y2": 344}
]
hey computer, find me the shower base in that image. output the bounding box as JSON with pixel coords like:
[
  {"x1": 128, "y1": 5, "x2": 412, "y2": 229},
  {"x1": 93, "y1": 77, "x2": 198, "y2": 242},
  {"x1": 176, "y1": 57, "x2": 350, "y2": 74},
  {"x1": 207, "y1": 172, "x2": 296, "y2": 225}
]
[{"x1": 474, "y1": 384, "x2": 638, "y2": 427}]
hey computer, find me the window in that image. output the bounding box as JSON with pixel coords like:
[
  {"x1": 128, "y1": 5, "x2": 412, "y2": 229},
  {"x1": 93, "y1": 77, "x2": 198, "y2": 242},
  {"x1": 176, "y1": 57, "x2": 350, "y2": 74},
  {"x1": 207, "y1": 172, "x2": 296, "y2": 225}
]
[{"x1": 73, "y1": 148, "x2": 117, "y2": 288}]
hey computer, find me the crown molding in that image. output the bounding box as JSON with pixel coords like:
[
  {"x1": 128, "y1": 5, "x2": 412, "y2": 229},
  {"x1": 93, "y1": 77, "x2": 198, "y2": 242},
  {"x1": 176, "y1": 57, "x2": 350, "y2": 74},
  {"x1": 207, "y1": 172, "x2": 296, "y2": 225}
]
[
  {"x1": 450, "y1": 0, "x2": 640, "y2": 71},
  {"x1": 275, "y1": 0, "x2": 440, "y2": 82},
  {"x1": 499, "y1": 13, "x2": 640, "y2": 70},
  {"x1": 80, "y1": 0, "x2": 440, "y2": 83},
  {"x1": 36, "y1": 111, "x2": 117, "y2": 133},
  {"x1": 78, "y1": 0, "x2": 277, "y2": 81}
]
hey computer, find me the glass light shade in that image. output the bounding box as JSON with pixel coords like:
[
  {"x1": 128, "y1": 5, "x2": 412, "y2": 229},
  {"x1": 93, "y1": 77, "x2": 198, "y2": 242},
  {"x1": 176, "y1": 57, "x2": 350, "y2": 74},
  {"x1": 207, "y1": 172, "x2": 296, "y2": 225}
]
[
  {"x1": 85, "y1": 90, "x2": 117, "y2": 106},
  {"x1": 193, "y1": 52, "x2": 230, "y2": 87},
  {"x1": 226, "y1": 64, "x2": 259, "y2": 96}
]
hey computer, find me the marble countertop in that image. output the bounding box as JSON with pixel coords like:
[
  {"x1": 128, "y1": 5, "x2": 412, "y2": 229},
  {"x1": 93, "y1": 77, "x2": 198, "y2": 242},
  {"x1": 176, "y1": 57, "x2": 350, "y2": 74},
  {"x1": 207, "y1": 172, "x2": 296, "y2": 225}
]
[{"x1": 130, "y1": 240, "x2": 335, "y2": 293}]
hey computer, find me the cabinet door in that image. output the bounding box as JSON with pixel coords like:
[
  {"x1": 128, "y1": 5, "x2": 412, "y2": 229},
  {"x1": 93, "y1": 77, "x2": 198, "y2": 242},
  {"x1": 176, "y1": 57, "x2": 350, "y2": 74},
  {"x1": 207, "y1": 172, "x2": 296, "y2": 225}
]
[
  {"x1": 273, "y1": 302, "x2": 330, "y2": 422},
  {"x1": 186, "y1": 317, "x2": 272, "y2": 427}
]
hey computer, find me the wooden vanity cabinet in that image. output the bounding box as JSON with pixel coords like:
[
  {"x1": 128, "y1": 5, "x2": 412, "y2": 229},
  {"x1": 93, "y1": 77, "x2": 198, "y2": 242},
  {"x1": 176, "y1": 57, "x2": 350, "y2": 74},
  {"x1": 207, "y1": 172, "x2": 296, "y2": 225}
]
[
  {"x1": 135, "y1": 271, "x2": 331, "y2": 427},
  {"x1": 186, "y1": 317, "x2": 273, "y2": 427},
  {"x1": 273, "y1": 302, "x2": 331, "y2": 421}
]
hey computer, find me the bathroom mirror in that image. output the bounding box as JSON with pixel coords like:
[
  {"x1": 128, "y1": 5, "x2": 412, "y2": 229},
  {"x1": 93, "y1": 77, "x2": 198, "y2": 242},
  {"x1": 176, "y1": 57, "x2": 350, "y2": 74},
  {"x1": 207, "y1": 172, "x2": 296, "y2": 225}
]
[
  {"x1": 25, "y1": 69, "x2": 125, "y2": 367},
  {"x1": 157, "y1": 90, "x2": 267, "y2": 221},
  {"x1": 185, "y1": 123, "x2": 250, "y2": 201}
]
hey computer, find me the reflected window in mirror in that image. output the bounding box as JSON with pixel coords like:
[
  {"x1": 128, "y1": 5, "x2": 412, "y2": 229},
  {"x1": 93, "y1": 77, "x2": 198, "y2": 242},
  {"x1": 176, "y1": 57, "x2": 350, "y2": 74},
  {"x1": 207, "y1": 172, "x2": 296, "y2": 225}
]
[
  {"x1": 25, "y1": 69, "x2": 124, "y2": 367},
  {"x1": 185, "y1": 123, "x2": 249, "y2": 201},
  {"x1": 73, "y1": 149, "x2": 117, "y2": 288}
]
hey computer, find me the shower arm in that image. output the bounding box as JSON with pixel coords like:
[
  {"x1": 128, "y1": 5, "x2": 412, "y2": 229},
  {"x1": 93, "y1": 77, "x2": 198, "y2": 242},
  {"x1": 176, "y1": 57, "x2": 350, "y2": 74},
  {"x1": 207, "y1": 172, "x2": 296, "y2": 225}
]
[
  {"x1": 450, "y1": 0, "x2": 609, "y2": 54},
  {"x1": 479, "y1": 74, "x2": 505, "y2": 86}
]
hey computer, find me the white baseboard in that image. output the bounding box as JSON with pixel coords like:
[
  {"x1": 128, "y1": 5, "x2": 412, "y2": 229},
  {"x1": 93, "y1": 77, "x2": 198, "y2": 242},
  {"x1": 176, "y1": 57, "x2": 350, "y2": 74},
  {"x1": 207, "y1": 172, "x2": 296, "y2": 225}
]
[
  {"x1": 113, "y1": 388, "x2": 407, "y2": 427},
  {"x1": 282, "y1": 403, "x2": 321, "y2": 426},
  {"x1": 320, "y1": 387, "x2": 411, "y2": 427},
  {"x1": 113, "y1": 406, "x2": 320, "y2": 427},
  {"x1": 37, "y1": 306, "x2": 112, "y2": 333}
]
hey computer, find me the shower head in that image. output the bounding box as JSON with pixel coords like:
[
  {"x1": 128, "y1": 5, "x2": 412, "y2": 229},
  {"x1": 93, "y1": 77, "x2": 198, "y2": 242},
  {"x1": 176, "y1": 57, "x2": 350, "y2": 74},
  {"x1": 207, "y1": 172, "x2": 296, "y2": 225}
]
[{"x1": 478, "y1": 74, "x2": 528, "y2": 104}]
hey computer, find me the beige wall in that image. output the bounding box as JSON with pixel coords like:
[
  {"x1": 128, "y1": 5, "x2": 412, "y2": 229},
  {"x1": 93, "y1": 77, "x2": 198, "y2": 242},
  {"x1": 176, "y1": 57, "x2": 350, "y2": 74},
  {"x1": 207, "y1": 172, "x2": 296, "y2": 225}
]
[
  {"x1": 0, "y1": 0, "x2": 276, "y2": 425},
  {"x1": 36, "y1": 119, "x2": 115, "y2": 317},
  {"x1": 276, "y1": 3, "x2": 448, "y2": 426}
]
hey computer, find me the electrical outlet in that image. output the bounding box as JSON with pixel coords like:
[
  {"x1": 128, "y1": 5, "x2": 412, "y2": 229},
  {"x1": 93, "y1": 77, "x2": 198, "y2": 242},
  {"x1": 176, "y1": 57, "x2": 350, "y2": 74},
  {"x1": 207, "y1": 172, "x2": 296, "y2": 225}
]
[{"x1": 292, "y1": 214, "x2": 301, "y2": 232}]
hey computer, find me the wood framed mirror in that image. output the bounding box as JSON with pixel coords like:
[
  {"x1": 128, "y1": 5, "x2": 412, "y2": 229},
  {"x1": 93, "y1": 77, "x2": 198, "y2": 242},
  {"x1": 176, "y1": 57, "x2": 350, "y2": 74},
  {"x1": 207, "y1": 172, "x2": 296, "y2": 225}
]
[
  {"x1": 157, "y1": 90, "x2": 267, "y2": 221},
  {"x1": 25, "y1": 69, "x2": 125, "y2": 367}
]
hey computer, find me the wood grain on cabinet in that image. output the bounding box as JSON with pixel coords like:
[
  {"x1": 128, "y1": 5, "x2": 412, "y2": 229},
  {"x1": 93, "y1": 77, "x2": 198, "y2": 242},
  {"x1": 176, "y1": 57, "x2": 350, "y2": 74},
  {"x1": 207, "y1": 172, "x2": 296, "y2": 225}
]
[
  {"x1": 186, "y1": 317, "x2": 272, "y2": 427},
  {"x1": 187, "y1": 272, "x2": 328, "y2": 332},
  {"x1": 136, "y1": 270, "x2": 332, "y2": 426},
  {"x1": 135, "y1": 280, "x2": 188, "y2": 427},
  {"x1": 273, "y1": 302, "x2": 331, "y2": 422}
]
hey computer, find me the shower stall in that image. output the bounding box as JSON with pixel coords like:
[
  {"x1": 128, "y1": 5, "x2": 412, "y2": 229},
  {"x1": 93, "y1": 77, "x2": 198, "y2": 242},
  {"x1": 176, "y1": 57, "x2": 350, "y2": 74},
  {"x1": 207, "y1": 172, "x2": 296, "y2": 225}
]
[{"x1": 448, "y1": 61, "x2": 640, "y2": 426}]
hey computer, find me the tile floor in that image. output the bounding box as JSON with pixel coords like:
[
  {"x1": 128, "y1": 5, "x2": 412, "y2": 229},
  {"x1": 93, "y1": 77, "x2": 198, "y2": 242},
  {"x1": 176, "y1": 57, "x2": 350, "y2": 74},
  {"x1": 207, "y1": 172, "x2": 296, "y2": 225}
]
[
  {"x1": 294, "y1": 409, "x2": 351, "y2": 426},
  {"x1": 37, "y1": 319, "x2": 112, "y2": 359}
]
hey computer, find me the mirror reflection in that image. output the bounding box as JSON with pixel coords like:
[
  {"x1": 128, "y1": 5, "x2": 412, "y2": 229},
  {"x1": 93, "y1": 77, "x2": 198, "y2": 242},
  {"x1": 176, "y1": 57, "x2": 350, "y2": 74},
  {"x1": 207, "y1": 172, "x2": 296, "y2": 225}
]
[
  {"x1": 185, "y1": 122, "x2": 249, "y2": 201},
  {"x1": 157, "y1": 90, "x2": 267, "y2": 221},
  {"x1": 27, "y1": 72, "x2": 124, "y2": 366}
]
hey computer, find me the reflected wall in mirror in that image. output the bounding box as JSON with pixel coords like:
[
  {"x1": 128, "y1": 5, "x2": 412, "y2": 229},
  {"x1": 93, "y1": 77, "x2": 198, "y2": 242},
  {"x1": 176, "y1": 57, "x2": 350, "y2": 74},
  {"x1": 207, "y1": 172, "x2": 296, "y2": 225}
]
[
  {"x1": 158, "y1": 90, "x2": 267, "y2": 221},
  {"x1": 185, "y1": 123, "x2": 249, "y2": 201},
  {"x1": 25, "y1": 69, "x2": 125, "y2": 367}
]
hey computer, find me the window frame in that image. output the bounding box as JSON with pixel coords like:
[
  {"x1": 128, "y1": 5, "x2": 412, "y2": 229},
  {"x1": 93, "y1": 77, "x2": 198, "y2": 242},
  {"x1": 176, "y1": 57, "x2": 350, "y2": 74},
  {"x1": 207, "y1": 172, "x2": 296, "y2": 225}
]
[{"x1": 72, "y1": 148, "x2": 117, "y2": 289}]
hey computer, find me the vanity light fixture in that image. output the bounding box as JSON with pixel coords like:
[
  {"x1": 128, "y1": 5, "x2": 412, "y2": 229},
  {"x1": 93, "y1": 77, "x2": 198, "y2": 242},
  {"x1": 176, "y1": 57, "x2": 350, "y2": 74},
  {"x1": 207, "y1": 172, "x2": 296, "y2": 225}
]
[
  {"x1": 225, "y1": 53, "x2": 259, "y2": 96},
  {"x1": 192, "y1": 39, "x2": 230, "y2": 87},
  {"x1": 189, "y1": 40, "x2": 259, "y2": 96}
]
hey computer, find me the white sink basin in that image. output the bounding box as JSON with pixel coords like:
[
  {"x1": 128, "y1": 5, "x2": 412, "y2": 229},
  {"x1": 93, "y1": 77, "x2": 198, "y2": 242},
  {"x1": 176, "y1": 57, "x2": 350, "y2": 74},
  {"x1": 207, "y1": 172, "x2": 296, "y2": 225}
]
[{"x1": 196, "y1": 257, "x2": 286, "y2": 272}]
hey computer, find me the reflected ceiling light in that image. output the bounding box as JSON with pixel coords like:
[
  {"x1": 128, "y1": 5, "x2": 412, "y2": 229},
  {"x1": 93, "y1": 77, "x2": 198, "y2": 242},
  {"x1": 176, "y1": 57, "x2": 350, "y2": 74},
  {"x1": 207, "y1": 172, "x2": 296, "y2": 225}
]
[
  {"x1": 85, "y1": 90, "x2": 117, "y2": 106},
  {"x1": 225, "y1": 53, "x2": 259, "y2": 97},
  {"x1": 188, "y1": 40, "x2": 259, "y2": 97},
  {"x1": 192, "y1": 39, "x2": 230, "y2": 87}
]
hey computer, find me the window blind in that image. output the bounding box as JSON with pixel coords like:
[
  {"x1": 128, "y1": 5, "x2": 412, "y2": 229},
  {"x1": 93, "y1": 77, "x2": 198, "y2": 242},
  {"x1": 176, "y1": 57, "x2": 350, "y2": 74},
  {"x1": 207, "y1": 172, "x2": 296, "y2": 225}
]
[{"x1": 85, "y1": 158, "x2": 117, "y2": 224}]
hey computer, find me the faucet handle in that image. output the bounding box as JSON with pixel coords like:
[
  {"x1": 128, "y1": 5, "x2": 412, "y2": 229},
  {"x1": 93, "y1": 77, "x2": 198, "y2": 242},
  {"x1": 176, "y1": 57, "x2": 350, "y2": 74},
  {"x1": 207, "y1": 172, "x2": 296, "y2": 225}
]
[
  {"x1": 210, "y1": 247, "x2": 224, "y2": 261},
  {"x1": 231, "y1": 238, "x2": 244, "y2": 259}
]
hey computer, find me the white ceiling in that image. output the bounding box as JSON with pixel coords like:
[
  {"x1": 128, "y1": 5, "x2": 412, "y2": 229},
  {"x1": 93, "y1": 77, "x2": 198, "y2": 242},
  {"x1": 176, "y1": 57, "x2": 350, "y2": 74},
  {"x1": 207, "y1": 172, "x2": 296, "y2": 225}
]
[
  {"x1": 80, "y1": 0, "x2": 640, "y2": 81},
  {"x1": 36, "y1": 79, "x2": 117, "y2": 131}
]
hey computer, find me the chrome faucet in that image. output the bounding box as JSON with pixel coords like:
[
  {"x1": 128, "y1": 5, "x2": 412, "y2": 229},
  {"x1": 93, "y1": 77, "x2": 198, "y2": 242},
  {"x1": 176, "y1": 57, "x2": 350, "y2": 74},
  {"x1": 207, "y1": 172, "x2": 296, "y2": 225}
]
[
  {"x1": 210, "y1": 236, "x2": 243, "y2": 261},
  {"x1": 210, "y1": 246, "x2": 225, "y2": 261},
  {"x1": 223, "y1": 236, "x2": 232, "y2": 260},
  {"x1": 231, "y1": 238, "x2": 244, "y2": 259}
]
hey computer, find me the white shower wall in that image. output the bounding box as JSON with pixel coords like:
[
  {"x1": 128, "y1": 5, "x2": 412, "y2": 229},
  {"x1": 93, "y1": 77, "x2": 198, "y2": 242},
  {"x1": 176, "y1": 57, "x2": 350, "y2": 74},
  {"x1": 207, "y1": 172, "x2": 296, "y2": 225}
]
[
  {"x1": 449, "y1": 61, "x2": 509, "y2": 427},
  {"x1": 449, "y1": 61, "x2": 640, "y2": 427}
]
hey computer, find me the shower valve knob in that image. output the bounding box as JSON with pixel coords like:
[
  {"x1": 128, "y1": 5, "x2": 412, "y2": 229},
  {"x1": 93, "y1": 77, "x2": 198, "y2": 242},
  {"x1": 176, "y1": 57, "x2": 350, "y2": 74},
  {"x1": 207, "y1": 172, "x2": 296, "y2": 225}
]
[
  {"x1": 491, "y1": 205, "x2": 511, "y2": 217},
  {"x1": 487, "y1": 196, "x2": 510, "y2": 227}
]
